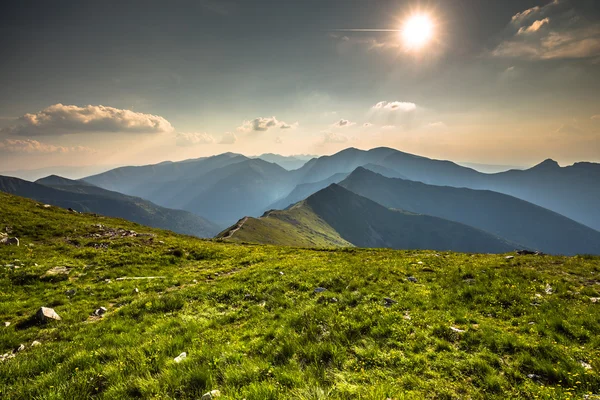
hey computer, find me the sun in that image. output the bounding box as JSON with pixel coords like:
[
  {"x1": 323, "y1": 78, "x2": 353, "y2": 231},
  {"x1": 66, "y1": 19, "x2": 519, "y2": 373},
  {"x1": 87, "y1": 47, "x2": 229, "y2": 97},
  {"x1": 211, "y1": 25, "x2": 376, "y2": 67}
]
[{"x1": 401, "y1": 13, "x2": 434, "y2": 50}]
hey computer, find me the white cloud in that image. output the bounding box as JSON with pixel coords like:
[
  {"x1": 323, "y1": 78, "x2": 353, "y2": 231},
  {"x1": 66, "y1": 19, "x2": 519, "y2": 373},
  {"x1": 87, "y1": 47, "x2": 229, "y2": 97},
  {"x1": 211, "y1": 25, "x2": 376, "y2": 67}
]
[
  {"x1": 237, "y1": 116, "x2": 298, "y2": 132},
  {"x1": 381, "y1": 125, "x2": 396, "y2": 130},
  {"x1": 323, "y1": 131, "x2": 348, "y2": 143},
  {"x1": 372, "y1": 101, "x2": 417, "y2": 112},
  {"x1": 556, "y1": 124, "x2": 585, "y2": 135},
  {"x1": 1, "y1": 104, "x2": 174, "y2": 136},
  {"x1": 491, "y1": 0, "x2": 600, "y2": 60},
  {"x1": 427, "y1": 122, "x2": 447, "y2": 129},
  {"x1": 332, "y1": 119, "x2": 356, "y2": 128},
  {"x1": 0, "y1": 139, "x2": 94, "y2": 154},
  {"x1": 219, "y1": 132, "x2": 237, "y2": 144},
  {"x1": 175, "y1": 132, "x2": 215, "y2": 146}
]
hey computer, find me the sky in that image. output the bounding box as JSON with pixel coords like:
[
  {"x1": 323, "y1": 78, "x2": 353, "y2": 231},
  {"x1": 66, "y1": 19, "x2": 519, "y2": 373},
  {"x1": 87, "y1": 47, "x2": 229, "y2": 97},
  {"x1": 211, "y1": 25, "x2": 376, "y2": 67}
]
[{"x1": 1, "y1": 0, "x2": 599, "y2": 171}]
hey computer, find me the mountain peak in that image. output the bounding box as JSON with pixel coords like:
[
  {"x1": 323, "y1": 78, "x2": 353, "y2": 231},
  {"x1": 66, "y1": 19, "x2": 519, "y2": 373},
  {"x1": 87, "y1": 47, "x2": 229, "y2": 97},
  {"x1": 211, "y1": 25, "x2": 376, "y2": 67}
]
[{"x1": 531, "y1": 159, "x2": 560, "y2": 170}]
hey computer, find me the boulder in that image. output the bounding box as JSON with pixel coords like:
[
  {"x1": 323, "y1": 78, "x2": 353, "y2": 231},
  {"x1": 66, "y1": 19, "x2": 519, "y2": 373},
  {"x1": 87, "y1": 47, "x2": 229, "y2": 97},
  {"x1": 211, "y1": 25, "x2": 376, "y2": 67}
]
[
  {"x1": 0, "y1": 237, "x2": 19, "y2": 246},
  {"x1": 93, "y1": 307, "x2": 107, "y2": 316},
  {"x1": 36, "y1": 307, "x2": 62, "y2": 322},
  {"x1": 31, "y1": 341, "x2": 41, "y2": 347},
  {"x1": 174, "y1": 352, "x2": 187, "y2": 363},
  {"x1": 201, "y1": 390, "x2": 221, "y2": 399},
  {"x1": 407, "y1": 276, "x2": 418, "y2": 283}
]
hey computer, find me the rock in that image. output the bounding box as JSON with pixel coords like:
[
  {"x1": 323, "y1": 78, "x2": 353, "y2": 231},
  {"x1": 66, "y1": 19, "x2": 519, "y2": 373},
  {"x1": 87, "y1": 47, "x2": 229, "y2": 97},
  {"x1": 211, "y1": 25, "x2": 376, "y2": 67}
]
[
  {"x1": 201, "y1": 390, "x2": 221, "y2": 400},
  {"x1": 44, "y1": 266, "x2": 70, "y2": 277},
  {"x1": 383, "y1": 298, "x2": 397, "y2": 307},
  {"x1": 65, "y1": 289, "x2": 77, "y2": 297},
  {"x1": 36, "y1": 307, "x2": 61, "y2": 322},
  {"x1": 174, "y1": 352, "x2": 187, "y2": 363},
  {"x1": 132, "y1": 288, "x2": 139, "y2": 294},
  {"x1": 505, "y1": 256, "x2": 514, "y2": 260},
  {"x1": 581, "y1": 361, "x2": 593, "y2": 370},
  {"x1": 407, "y1": 276, "x2": 418, "y2": 283},
  {"x1": 591, "y1": 297, "x2": 599, "y2": 303},
  {"x1": 403, "y1": 312, "x2": 411, "y2": 320},
  {"x1": 545, "y1": 284, "x2": 553, "y2": 295},
  {"x1": 450, "y1": 326, "x2": 465, "y2": 333},
  {"x1": 516, "y1": 250, "x2": 536, "y2": 255},
  {"x1": 417, "y1": 261, "x2": 423, "y2": 265},
  {"x1": 93, "y1": 307, "x2": 107, "y2": 316},
  {"x1": 3, "y1": 321, "x2": 10, "y2": 327},
  {"x1": 31, "y1": 340, "x2": 41, "y2": 347},
  {"x1": 16, "y1": 344, "x2": 25, "y2": 352},
  {"x1": 0, "y1": 353, "x2": 16, "y2": 362},
  {"x1": 527, "y1": 374, "x2": 541, "y2": 379},
  {"x1": 43, "y1": 204, "x2": 51, "y2": 208},
  {"x1": 0, "y1": 237, "x2": 19, "y2": 246},
  {"x1": 279, "y1": 271, "x2": 284, "y2": 275},
  {"x1": 314, "y1": 287, "x2": 327, "y2": 294}
]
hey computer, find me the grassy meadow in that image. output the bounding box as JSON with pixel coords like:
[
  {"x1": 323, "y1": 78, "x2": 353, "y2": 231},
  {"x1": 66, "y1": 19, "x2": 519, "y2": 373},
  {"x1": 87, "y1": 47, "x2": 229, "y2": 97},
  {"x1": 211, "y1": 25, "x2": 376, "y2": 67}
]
[{"x1": 1, "y1": 192, "x2": 600, "y2": 399}]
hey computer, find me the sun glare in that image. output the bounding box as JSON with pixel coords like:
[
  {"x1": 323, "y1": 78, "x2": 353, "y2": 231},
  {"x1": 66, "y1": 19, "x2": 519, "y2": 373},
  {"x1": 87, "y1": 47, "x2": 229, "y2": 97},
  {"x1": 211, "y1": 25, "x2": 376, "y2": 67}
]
[{"x1": 402, "y1": 14, "x2": 434, "y2": 50}]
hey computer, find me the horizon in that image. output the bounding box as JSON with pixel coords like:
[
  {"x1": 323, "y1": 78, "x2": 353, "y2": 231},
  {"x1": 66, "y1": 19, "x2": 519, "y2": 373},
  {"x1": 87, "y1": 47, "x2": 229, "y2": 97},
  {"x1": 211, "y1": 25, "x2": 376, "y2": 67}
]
[{"x1": 1, "y1": 0, "x2": 599, "y2": 171}]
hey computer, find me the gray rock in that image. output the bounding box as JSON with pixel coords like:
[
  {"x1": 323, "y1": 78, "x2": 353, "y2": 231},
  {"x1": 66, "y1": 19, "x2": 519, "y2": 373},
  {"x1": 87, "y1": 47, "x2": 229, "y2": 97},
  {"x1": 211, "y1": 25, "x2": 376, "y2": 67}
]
[
  {"x1": 3, "y1": 322, "x2": 10, "y2": 327},
  {"x1": 132, "y1": 288, "x2": 140, "y2": 294},
  {"x1": 383, "y1": 298, "x2": 397, "y2": 307},
  {"x1": 0, "y1": 237, "x2": 19, "y2": 246},
  {"x1": 16, "y1": 344, "x2": 25, "y2": 352},
  {"x1": 505, "y1": 256, "x2": 514, "y2": 260},
  {"x1": 407, "y1": 276, "x2": 418, "y2": 283},
  {"x1": 314, "y1": 287, "x2": 327, "y2": 294},
  {"x1": 44, "y1": 266, "x2": 70, "y2": 277},
  {"x1": 450, "y1": 326, "x2": 465, "y2": 333},
  {"x1": 174, "y1": 352, "x2": 187, "y2": 363},
  {"x1": 527, "y1": 374, "x2": 541, "y2": 379},
  {"x1": 93, "y1": 307, "x2": 107, "y2": 316},
  {"x1": 65, "y1": 289, "x2": 77, "y2": 297},
  {"x1": 31, "y1": 340, "x2": 41, "y2": 347},
  {"x1": 201, "y1": 390, "x2": 221, "y2": 399},
  {"x1": 545, "y1": 284, "x2": 553, "y2": 295},
  {"x1": 36, "y1": 307, "x2": 61, "y2": 322}
]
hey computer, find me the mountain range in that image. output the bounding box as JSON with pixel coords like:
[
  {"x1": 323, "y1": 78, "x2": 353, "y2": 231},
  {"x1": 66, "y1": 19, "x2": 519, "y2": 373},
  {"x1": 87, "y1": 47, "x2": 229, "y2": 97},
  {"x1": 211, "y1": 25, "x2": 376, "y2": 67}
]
[{"x1": 0, "y1": 175, "x2": 220, "y2": 238}]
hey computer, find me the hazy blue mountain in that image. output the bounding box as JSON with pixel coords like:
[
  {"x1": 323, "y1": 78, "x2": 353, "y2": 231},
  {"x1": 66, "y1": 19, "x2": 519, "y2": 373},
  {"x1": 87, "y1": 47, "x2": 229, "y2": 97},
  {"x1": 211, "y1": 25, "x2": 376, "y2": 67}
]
[
  {"x1": 83, "y1": 153, "x2": 248, "y2": 198},
  {"x1": 222, "y1": 183, "x2": 517, "y2": 253},
  {"x1": 457, "y1": 162, "x2": 525, "y2": 173},
  {"x1": 0, "y1": 165, "x2": 120, "y2": 182},
  {"x1": 255, "y1": 154, "x2": 312, "y2": 170},
  {"x1": 0, "y1": 175, "x2": 220, "y2": 238},
  {"x1": 269, "y1": 172, "x2": 349, "y2": 211},
  {"x1": 340, "y1": 168, "x2": 600, "y2": 256}
]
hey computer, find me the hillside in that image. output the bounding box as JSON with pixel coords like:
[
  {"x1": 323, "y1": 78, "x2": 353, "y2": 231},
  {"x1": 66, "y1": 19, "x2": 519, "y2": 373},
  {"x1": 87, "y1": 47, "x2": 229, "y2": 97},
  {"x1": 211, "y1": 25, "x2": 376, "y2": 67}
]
[
  {"x1": 0, "y1": 175, "x2": 220, "y2": 238},
  {"x1": 340, "y1": 168, "x2": 600, "y2": 256},
  {"x1": 222, "y1": 184, "x2": 517, "y2": 254},
  {"x1": 1, "y1": 191, "x2": 599, "y2": 399}
]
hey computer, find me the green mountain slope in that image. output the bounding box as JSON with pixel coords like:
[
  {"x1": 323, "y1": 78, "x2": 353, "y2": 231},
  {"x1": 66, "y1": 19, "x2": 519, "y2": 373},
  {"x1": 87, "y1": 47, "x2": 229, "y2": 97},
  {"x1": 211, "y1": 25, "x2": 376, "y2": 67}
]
[
  {"x1": 0, "y1": 175, "x2": 220, "y2": 238},
  {"x1": 1, "y1": 191, "x2": 599, "y2": 399},
  {"x1": 340, "y1": 167, "x2": 600, "y2": 256},
  {"x1": 221, "y1": 184, "x2": 518, "y2": 253}
]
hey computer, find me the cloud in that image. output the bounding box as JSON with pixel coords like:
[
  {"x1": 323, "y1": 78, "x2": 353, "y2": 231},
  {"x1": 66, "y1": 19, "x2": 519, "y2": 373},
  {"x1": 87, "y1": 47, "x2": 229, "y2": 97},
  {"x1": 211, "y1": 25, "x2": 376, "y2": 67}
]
[
  {"x1": 332, "y1": 119, "x2": 356, "y2": 128},
  {"x1": 592, "y1": 115, "x2": 600, "y2": 121},
  {"x1": 372, "y1": 101, "x2": 417, "y2": 112},
  {"x1": 1, "y1": 104, "x2": 174, "y2": 136},
  {"x1": 381, "y1": 125, "x2": 396, "y2": 130},
  {"x1": 363, "y1": 122, "x2": 373, "y2": 127},
  {"x1": 219, "y1": 132, "x2": 237, "y2": 144},
  {"x1": 556, "y1": 124, "x2": 585, "y2": 135},
  {"x1": 175, "y1": 132, "x2": 215, "y2": 146},
  {"x1": 0, "y1": 139, "x2": 94, "y2": 154},
  {"x1": 237, "y1": 116, "x2": 298, "y2": 132},
  {"x1": 491, "y1": 0, "x2": 600, "y2": 60},
  {"x1": 329, "y1": 34, "x2": 400, "y2": 51},
  {"x1": 323, "y1": 131, "x2": 348, "y2": 143},
  {"x1": 427, "y1": 122, "x2": 447, "y2": 129}
]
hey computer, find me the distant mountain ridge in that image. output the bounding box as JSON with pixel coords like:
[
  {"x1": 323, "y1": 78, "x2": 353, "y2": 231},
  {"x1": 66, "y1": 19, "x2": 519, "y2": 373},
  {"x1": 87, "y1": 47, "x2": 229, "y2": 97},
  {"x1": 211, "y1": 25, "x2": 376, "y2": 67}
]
[
  {"x1": 0, "y1": 175, "x2": 220, "y2": 238},
  {"x1": 220, "y1": 184, "x2": 517, "y2": 253},
  {"x1": 83, "y1": 147, "x2": 600, "y2": 232},
  {"x1": 340, "y1": 168, "x2": 600, "y2": 256}
]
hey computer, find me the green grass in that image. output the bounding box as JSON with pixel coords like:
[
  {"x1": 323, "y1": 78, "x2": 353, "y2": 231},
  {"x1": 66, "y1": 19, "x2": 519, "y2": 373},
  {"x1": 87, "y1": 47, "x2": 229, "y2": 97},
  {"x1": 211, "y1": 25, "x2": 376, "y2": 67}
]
[{"x1": 1, "y1": 191, "x2": 600, "y2": 399}]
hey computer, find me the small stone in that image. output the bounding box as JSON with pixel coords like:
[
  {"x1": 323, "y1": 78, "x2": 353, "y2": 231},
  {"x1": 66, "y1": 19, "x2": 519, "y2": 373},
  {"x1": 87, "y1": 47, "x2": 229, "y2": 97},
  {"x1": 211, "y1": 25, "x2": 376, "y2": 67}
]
[
  {"x1": 590, "y1": 297, "x2": 599, "y2": 303},
  {"x1": 527, "y1": 374, "x2": 541, "y2": 379},
  {"x1": 450, "y1": 326, "x2": 465, "y2": 333},
  {"x1": 279, "y1": 271, "x2": 284, "y2": 275},
  {"x1": 93, "y1": 307, "x2": 107, "y2": 316},
  {"x1": 31, "y1": 341, "x2": 41, "y2": 347},
  {"x1": 545, "y1": 284, "x2": 553, "y2": 295},
  {"x1": 314, "y1": 287, "x2": 327, "y2": 294},
  {"x1": 65, "y1": 289, "x2": 76, "y2": 297},
  {"x1": 383, "y1": 297, "x2": 397, "y2": 307},
  {"x1": 174, "y1": 352, "x2": 187, "y2": 363},
  {"x1": 417, "y1": 261, "x2": 423, "y2": 265},
  {"x1": 201, "y1": 390, "x2": 221, "y2": 400},
  {"x1": 104, "y1": 279, "x2": 111, "y2": 284},
  {"x1": 132, "y1": 288, "x2": 140, "y2": 294},
  {"x1": 43, "y1": 204, "x2": 51, "y2": 208},
  {"x1": 16, "y1": 344, "x2": 25, "y2": 352},
  {"x1": 193, "y1": 279, "x2": 198, "y2": 284},
  {"x1": 36, "y1": 307, "x2": 61, "y2": 322},
  {"x1": 3, "y1": 322, "x2": 10, "y2": 327},
  {"x1": 403, "y1": 312, "x2": 411, "y2": 320},
  {"x1": 44, "y1": 266, "x2": 70, "y2": 277},
  {"x1": 407, "y1": 276, "x2": 418, "y2": 283},
  {"x1": 505, "y1": 256, "x2": 514, "y2": 260},
  {"x1": 0, "y1": 237, "x2": 19, "y2": 246},
  {"x1": 528, "y1": 321, "x2": 535, "y2": 325},
  {"x1": 581, "y1": 361, "x2": 593, "y2": 370}
]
